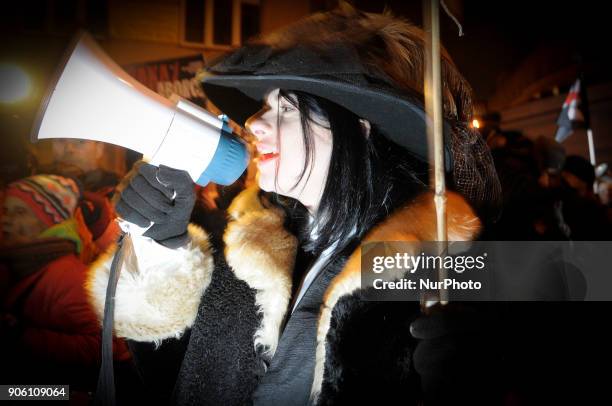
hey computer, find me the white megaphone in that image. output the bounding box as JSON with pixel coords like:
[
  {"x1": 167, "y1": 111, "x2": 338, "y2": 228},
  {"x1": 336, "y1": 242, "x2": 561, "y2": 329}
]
[{"x1": 31, "y1": 32, "x2": 249, "y2": 187}]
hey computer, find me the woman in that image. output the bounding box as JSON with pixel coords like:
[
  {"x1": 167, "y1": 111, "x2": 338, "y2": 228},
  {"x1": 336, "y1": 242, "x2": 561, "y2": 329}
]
[
  {"x1": 87, "y1": 5, "x2": 501, "y2": 405},
  {"x1": 0, "y1": 174, "x2": 130, "y2": 389}
]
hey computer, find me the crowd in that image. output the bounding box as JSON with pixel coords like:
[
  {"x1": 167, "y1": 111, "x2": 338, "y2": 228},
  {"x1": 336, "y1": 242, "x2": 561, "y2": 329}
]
[
  {"x1": 0, "y1": 138, "x2": 247, "y2": 403},
  {"x1": 1, "y1": 6, "x2": 611, "y2": 404},
  {"x1": 2, "y1": 106, "x2": 611, "y2": 406},
  {"x1": 483, "y1": 126, "x2": 612, "y2": 240}
]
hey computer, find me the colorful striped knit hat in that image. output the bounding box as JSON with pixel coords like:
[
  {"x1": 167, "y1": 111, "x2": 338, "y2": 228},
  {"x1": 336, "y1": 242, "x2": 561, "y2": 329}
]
[{"x1": 5, "y1": 175, "x2": 81, "y2": 227}]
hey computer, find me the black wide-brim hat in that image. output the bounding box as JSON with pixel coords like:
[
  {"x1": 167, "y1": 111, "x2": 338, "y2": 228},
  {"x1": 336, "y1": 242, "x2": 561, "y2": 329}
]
[
  {"x1": 202, "y1": 43, "x2": 453, "y2": 169},
  {"x1": 200, "y1": 5, "x2": 502, "y2": 218}
]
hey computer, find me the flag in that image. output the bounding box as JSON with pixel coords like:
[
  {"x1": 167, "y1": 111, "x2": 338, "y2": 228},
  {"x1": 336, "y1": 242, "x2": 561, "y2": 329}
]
[{"x1": 555, "y1": 78, "x2": 590, "y2": 143}]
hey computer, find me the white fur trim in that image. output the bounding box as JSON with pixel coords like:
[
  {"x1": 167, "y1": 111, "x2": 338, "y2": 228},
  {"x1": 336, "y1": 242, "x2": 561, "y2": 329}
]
[
  {"x1": 86, "y1": 224, "x2": 213, "y2": 344},
  {"x1": 310, "y1": 267, "x2": 361, "y2": 402},
  {"x1": 224, "y1": 209, "x2": 297, "y2": 358}
]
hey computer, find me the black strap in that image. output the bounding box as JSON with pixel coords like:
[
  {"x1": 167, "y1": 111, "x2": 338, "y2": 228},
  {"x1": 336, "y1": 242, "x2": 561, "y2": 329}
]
[{"x1": 94, "y1": 232, "x2": 126, "y2": 406}]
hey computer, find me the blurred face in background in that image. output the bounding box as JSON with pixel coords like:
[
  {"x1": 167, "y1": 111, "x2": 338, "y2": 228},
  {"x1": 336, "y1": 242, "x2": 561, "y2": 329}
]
[
  {"x1": 561, "y1": 170, "x2": 592, "y2": 198},
  {"x1": 597, "y1": 181, "x2": 612, "y2": 206},
  {"x1": 52, "y1": 139, "x2": 105, "y2": 173},
  {"x1": 1, "y1": 196, "x2": 47, "y2": 244}
]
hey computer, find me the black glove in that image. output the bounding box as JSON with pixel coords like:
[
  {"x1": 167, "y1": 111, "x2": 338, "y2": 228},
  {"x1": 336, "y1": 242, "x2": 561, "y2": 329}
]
[
  {"x1": 116, "y1": 163, "x2": 195, "y2": 248},
  {"x1": 410, "y1": 303, "x2": 501, "y2": 405}
]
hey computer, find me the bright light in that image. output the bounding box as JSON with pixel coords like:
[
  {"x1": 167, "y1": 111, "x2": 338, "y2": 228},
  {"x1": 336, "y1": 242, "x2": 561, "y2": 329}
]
[
  {"x1": 0, "y1": 63, "x2": 32, "y2": 103},
  {"x1": 472, "y1": 119, "x2": 480, "y2": 129}
]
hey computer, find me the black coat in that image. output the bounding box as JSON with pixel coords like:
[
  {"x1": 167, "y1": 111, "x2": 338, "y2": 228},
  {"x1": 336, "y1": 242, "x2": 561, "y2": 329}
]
[{"x1": 87, "y1": 188, "x2": 484, "y2": 405}]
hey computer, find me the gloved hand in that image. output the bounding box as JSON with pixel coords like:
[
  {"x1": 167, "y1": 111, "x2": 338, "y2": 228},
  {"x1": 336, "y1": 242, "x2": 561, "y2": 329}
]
[
  {"x1": 410, "y1": 303, "x2": 500, "y2": 405},
  {"x1": 116, "y1": 163, "x2": 195, "y2": 248}
]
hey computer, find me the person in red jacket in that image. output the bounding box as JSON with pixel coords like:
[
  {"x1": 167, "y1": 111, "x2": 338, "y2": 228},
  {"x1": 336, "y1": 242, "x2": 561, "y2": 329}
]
[{"x1": 0, "y1": 174, "x2": 129, "y2": 391}]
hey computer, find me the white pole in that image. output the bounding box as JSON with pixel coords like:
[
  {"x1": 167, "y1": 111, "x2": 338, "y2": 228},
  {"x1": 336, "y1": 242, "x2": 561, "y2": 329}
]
[
  {"x1": 587, "y1": 128, "x2": 598, "y2": 193},
  {"x1": 587, "y1": 128, "x2": 596, "y2": 166},
  {"x1": 424, "y1": 0, "x2": 448, "y2": 306}
]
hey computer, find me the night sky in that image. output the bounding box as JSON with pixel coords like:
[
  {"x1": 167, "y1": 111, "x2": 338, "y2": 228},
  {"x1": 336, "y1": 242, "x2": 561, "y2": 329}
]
[
  {"x1": 354, "y1": 0, "x2": 611, "y2": 102},
  {"x1": 1, "y1": 0, "x2": 611, "y2": 182}
]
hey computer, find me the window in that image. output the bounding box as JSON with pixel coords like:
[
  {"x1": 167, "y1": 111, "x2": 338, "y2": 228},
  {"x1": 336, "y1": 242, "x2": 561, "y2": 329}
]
[
  {"x1": 213, "y1": 0, "x2": 232, "y2": 45},
  {"x1": 21, "y1": 0, "x2": 47, "y2": 32},
  {"x1": 19, "y1": 0, "x2": 108, "y2": 36},
  {"x1": 54, "y1": 0, "x2": 79, "y2": 35},
  {"x1": 241, "y1": 1, "x2": 260, "y2": 43},
  {"x1": 85, "y1": 0, "x2": 109, "y2": 36},
  {"x1": 184, "y1": 0, "x2": 206, "y2": 43},
  {"x1": 181, "y1": 0, "x2": 260, "y2": 48}
]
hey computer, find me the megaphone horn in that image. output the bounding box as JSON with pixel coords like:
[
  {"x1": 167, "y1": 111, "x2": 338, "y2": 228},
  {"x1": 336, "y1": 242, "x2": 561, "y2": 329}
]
[{"x1": 31, "y1": 31, "x2": 249, "y2": 186}]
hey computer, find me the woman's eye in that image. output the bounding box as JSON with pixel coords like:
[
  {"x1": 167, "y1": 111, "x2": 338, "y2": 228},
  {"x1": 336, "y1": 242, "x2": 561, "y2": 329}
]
[{"x1": 280, "y1": 105, "x2": 295, "y2": 113}]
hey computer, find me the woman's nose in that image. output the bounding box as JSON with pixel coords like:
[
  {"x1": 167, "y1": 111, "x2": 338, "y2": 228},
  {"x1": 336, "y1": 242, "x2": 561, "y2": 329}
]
[{"x1": 245, "y1": 111, "x2": 272, "y2": 140}]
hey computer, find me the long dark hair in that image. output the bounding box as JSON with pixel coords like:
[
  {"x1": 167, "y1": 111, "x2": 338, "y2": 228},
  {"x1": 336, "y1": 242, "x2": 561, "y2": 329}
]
[{"x1": 272, "y1": 89, "x2": 429, "y2": 256}]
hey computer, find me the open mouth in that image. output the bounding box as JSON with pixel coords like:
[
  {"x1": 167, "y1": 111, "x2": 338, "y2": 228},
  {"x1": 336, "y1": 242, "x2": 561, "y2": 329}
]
[{"x1": 258, "y1": 152, "x2": 279, "y2": 162}]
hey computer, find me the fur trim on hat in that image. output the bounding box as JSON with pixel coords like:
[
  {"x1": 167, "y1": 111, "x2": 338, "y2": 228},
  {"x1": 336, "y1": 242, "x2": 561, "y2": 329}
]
[{"x1": 254, "y1": 2, "x2": 473, "y2": 121}]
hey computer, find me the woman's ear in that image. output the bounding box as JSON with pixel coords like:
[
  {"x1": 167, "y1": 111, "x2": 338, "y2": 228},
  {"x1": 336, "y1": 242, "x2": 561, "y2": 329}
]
[{"x1": 359, "y1": 118, "x2": 371, "y2": 139}]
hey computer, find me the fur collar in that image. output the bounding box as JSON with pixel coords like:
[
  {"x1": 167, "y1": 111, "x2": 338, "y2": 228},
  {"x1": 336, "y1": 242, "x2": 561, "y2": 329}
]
[
  {"x1": 322, "y1": 190, "x2": 481, "y2": 313},
  {"x1": 222, "y1": 188, "x2": 481, "y2": 400},
  {"x1": 311, "y1": 191, "x2": 480, "y2": 400},
  {"x1": 224, "y1": 188, "x2": 298, "y2": 358}
]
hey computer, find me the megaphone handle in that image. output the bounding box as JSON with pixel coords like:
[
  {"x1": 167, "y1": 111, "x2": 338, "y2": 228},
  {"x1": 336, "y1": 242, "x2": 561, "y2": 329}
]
[{"x1": 117, "y1": 218, "x2": 153, "y2": 237}]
